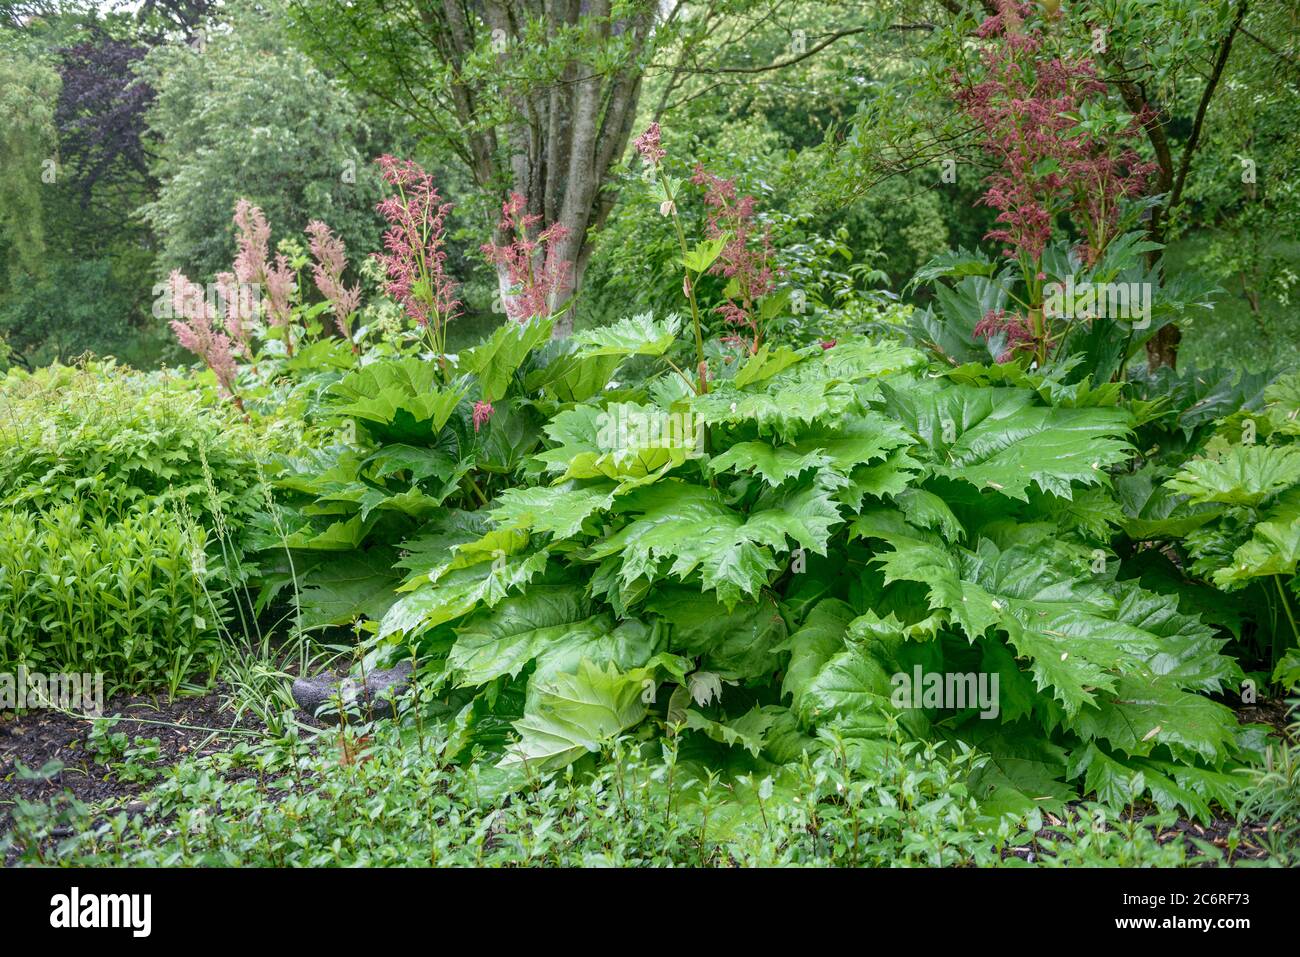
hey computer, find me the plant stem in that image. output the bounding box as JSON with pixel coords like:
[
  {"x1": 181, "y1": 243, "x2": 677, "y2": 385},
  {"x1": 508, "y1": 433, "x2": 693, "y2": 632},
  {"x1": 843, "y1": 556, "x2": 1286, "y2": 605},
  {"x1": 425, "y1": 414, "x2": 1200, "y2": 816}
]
[
  {"x1": 1275, "y1": 575, "x2": 1299, "y2": 666},
  {"x1": 661, "y1": 177, "x2": 708, "y2": 391},
  {"x1": 465, "y1": 473, "x2": 490, "y2": 508}
]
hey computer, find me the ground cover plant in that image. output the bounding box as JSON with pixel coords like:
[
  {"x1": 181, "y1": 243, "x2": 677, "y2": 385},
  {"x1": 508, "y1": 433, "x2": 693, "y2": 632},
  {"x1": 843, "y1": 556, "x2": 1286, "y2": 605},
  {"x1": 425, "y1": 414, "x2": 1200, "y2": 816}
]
[
  {"x1": 1, "y1": 0, "x2": 1298, "y2": 873},
  {"x1": 4, "y1": 716, "x2": 1274, "y2": 867}
]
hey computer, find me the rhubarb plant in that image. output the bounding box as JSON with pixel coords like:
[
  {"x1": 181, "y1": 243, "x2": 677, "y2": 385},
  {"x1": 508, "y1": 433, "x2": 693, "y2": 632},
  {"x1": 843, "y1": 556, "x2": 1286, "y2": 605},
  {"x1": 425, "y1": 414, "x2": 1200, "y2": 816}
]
[
  {"x1": 354, "y1": 329, "x2": 1254, "y2": 822},
  {"x1": 1121, "y1": 372, "x2": 1300, "y2": 680}
]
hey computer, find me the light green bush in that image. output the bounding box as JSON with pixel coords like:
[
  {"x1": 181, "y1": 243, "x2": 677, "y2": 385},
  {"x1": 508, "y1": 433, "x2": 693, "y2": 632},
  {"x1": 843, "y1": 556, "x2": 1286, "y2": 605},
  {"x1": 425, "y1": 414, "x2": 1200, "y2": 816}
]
[
  {"x1": 0, "y1": 504, "x2": 223, "y2": 694},
  {"x1": 0, "y1": 359, "x2": 265, "y2": 528},
  {"x1": 0, "y1": 360, "x2": 269, "y2": 692}
]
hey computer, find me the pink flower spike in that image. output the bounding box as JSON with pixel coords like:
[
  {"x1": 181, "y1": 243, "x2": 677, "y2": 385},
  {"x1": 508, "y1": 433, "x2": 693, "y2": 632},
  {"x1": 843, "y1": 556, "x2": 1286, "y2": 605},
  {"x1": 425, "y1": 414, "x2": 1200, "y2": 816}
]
[
  {"x1": 374, "y1": 155, "x2": 461, "y2": 333},
  {"x1": 306, "y1": 219, "x2": 362, "y2": 345},
  {"x1": 472, "y1": 400, "x2": 495, "y2": 432},
  {"x1": 215, "y1": 271, "x2": 253, "y2": 360},
  {"x1": 634, "y1": 122, "x2": 666, "y2": 166},
  {"x1": 232, "y1": 199, "x2": 271, "y2": 287},
  {"x1": 953, "y1": 1, "x2": 1152, "y2": 266},
  {"x1": 166, "y1": 269, "x2": 240, "y2": 401},
  {"x1": 481, "y1": 191, "x2": 573, "y2": 323},
  {"x1": 689, "y1": 163, "x2": 777, "y2": 353}
]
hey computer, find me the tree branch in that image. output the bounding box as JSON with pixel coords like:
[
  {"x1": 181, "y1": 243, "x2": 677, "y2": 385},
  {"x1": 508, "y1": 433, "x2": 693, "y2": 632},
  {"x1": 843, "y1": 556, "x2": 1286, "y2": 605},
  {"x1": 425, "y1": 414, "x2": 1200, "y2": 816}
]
[
  {"x1": 1167, "y1": 0, "x2": 1248, "y2": 214},
  {"x1": 683, "y1": 26, "x2": 870, "y2": 75}
]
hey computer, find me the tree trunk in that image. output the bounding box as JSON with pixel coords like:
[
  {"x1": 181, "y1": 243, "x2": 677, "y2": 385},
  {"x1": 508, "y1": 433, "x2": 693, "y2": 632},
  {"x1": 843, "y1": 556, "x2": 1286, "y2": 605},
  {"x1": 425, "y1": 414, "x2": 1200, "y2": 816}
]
[
  {"x1": 469, "y1": 0, "x2": 656, "y2": 336},
  {"x1": 1109, "y1": 0, "x2": 1248, "y2": 371},
  {"x1": 1146, "y1": 325, "x2": 1181, "y2": 371}
]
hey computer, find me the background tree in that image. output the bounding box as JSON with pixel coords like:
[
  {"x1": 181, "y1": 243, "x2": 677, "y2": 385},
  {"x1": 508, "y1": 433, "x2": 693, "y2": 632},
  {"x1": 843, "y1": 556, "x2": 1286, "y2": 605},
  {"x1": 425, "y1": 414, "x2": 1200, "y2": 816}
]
[
  {"x1": 0, "y1": 0, "x2": 209, "y2": 364},
  {"x1": 0, "y1": 0, "x2": 1294, "y2": 368},
  {"x1": 582, "y1": 1, "x2": 952, "y2": 333},
  {"x1": 137, "y1": 0, "x2": 387, "y2": 281},
  {"x1": 0, "y1": 44, "x2": 59, "y2": 279},
  {"x1": 291, "y1": 0, "x2": 663, "y2": 334},
  {"x1": 1171, "y1": 0, "x2": 1300, "y2": 369},
  {"x1": 824, "y1": 0, "x2": 1295, "y2": 369}
]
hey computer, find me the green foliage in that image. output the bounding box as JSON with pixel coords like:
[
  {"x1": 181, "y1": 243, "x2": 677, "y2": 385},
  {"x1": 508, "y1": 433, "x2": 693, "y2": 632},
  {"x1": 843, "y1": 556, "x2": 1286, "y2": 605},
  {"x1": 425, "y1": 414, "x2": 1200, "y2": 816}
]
[
  {"x1": 501, "y1": 659, "x2": 654, "y2": 771},
  {"x1": 2, "y1": 720, "x2": 1248, "y2": 867},
  {"x1": 1175, "y1": 0, "x2": 1300, "y2": 354},
  {"x1": 1118, "y1": 372, "x2": 1300, "y2": 672},
  {"x1": 0, "y1": 257, "x2": 161, "y2": 367},
  {"x1": 0, "y1": 360, "x2": 266, "y2": 528},
  {"x1": 6, "y1": 0, "x2": 1300, "y2": 858},
  {"x1": 0, "y1": 360, "x2": 269, "y2": 689},
  {"x1": 1235, "y1": 701, "x2": 1300, "y2": 865},
  {"x1": 583, "y1": 114, "x2": 945, "y2": 340},
  {"x1": 0, "y1": 42, "x2": 58, "y2": 276},
  {"x1": 279, "y1": 325, "x2": 1259, "y2": 822},
  {"x1": 137, "y1": 0, "x2": 385, "y2": 279},
  {"x1": 0, "y1": 14, "x2": 171, "y2": 366},
  {"x1": 902, "y1": 230, "x2": 1214, "y2": 382},
  {"x1": 1172, "y1": 236, "x2": 1300, "y2": 374},
  {"x1": 262, "y1": 316, "x2": 550, "y2": 632},
  {"x1": 0, "y1": 503, "x2": 222, "y2": 693}
]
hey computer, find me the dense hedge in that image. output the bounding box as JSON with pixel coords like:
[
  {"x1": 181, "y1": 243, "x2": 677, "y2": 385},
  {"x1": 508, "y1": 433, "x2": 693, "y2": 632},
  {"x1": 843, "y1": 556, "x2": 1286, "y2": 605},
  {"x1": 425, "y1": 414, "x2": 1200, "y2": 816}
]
[
  {"x1": 0, "y1": 360, "x2": 265, "y2": 527},
  {"x1": 0, "y1": 361, "x2": 267, "y2": 690}
]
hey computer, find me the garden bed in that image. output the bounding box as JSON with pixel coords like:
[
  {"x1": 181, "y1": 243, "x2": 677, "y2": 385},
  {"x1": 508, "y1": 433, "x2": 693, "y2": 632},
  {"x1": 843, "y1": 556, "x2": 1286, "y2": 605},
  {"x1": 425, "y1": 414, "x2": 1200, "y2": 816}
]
[
  {"x1": 2, "y1": 687, "x2": 1290, "y2": 868},
  {"x1": 0, "y1": 687, "x2": 263, "y2": 860}
]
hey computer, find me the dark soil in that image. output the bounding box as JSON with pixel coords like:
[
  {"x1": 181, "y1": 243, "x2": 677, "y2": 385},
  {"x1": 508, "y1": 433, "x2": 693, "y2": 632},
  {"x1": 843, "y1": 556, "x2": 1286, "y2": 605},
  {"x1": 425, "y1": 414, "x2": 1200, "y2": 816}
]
[
  {"x1": 1236, "y1": 695, "x2": 1294, "y2": 735},
  {"x1": 0, "y1": 684, "x2": 263, "y2": 840},
  {"x1": 998, "y1": 804, "x2": 1277, "y2": 865}
]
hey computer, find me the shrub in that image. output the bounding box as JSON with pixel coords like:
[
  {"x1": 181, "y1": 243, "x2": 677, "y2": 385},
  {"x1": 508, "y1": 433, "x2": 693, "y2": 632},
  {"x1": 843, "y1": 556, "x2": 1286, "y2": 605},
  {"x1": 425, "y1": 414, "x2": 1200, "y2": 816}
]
[
  {"x1": 0, "y1": 359, "x2": 265, "y2": 529},
  {"x1": 0, "y1": 360, "x2": 268, "y2": 691},
  {"x1": 0, "y1": 504, "x2": 222, "y2": 694},
  {"x1": 354, "y1": 330, "x2": 1253, "y2": 822},
  {"x1": 252, "y1": 145, "x2": 1264, "y2": 823}
]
